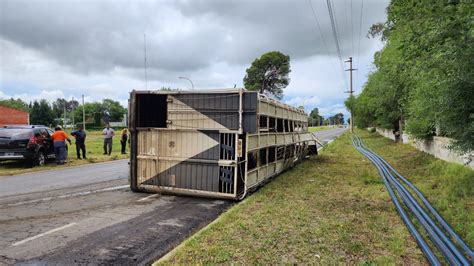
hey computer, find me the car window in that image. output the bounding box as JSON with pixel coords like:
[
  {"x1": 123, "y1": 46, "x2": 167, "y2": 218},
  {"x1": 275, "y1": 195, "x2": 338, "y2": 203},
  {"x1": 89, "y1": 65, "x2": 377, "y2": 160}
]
[
  {"x1": 46, "y1": 129, "x2": 54, "y2": 136},
  {"x1": 39, "y1": 128, "x2": 49, "y2": 137},
  {"x1": 0, "y1": 129, "x2": 33, "y2": 139}
]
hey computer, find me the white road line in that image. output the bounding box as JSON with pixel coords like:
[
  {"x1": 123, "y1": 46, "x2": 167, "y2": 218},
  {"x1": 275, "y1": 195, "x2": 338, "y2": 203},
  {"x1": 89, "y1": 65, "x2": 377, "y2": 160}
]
[
  {"x1": 7, "y1": 185, "x2": 129, "y2": 207},
  {"x1": 137, "y1": 194, "x2": 159, "y2": 202},
  {"x1": 12, "y1": 223, "x2": 77, "y2": 246}
]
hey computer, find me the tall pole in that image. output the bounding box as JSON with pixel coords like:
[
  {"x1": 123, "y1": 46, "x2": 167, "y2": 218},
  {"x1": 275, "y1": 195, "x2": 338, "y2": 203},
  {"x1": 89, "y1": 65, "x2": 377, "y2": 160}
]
[
  {"x1": 63, "y1": 103, "x2": 66, "y2": 128},
  {"x1": 82, "y1": 94, "x2": 86, "y2": 130},
  {"x1": 71, "y1": 96, "x2": 75, "y2": 129},
  {"x1": 345, "y1": 57, "x2": 356, "y2": 133}
]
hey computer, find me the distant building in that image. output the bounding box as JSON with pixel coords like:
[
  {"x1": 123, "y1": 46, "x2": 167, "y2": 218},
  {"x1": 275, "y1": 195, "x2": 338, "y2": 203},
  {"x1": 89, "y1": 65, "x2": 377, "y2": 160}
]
[{"x1": 0, "y1": 105, "x2": 29, "y2": 127}]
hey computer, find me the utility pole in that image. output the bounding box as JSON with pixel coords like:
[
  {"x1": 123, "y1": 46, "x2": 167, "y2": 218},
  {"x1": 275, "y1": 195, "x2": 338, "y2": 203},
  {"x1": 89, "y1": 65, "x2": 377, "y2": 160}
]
[
  {"x1": 345, "y1": 57, "x2": 356, "y2": 133},
  {"x1": 82, "y1": 94, "x2": 86, "y2": 130},
  {"x1": 63, "y1": 103, "x2": 67, "y2": 128},
  {"x1": 71, "y1": 96, "x2": 75, "y2": 129}
]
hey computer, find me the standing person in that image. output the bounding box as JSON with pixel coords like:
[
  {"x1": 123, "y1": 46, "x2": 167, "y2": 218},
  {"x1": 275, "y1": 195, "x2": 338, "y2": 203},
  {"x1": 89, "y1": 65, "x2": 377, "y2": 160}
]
[
  {"x1": 51, "y1": 126, "x2": 72, "y2": 165},
  {"x1": 120, "y1": 128, "x2": 129, "y2": 154},
  {"x1": 102, "y1": 124, "x2": 115, "y2": 155},
  {"x1": 71, "y1": 126, "x2": 87, "y2": 159}
]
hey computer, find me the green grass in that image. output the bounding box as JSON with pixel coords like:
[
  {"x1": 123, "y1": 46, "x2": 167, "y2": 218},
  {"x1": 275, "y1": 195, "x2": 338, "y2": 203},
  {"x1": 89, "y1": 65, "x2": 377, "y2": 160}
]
[
  {"x1": 309, "y1": 125, "x2": 338, "y2": 132},
  {"x1": 157, "y1": 129, "x2": 473, "y2": 265},
  {"x1": 0, "y1": 130, "x2": 128, "y2": 176}
]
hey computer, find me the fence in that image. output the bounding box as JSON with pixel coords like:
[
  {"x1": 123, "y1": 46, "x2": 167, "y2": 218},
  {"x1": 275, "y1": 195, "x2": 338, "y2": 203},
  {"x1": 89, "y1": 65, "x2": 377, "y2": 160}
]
[{"x1": 375, "y1": 128, "x2": 474, "y2": 170}]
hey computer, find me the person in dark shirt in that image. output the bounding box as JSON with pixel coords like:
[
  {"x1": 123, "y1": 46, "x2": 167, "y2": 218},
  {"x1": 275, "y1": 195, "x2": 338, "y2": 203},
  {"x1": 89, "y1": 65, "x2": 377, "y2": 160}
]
[
  {"x1": 71, "y1": 126, "x2": 87, "y2": 159},
  {"x1": 120, "y1": 128, "x2": 129, "y2": 154}
]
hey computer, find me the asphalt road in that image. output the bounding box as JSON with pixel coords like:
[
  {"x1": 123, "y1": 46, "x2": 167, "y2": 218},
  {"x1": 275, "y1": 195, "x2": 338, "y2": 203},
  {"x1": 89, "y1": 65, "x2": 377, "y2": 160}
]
[
  {"x1": 0, "y1": 160, "x2": 229, "y2": 265},
  {"x1": 313, "y1": 126, "x2": 348, "y2": 147},
  {"x1": 0, "y1": 128, "x2": 346, "y2": 265}
]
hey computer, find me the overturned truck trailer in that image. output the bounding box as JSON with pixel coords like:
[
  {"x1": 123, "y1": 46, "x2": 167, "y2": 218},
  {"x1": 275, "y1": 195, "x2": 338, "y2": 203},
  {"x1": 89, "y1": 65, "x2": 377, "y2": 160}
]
[{"x1": 129, "y1": 89, "x2": 317, "y2": 200}]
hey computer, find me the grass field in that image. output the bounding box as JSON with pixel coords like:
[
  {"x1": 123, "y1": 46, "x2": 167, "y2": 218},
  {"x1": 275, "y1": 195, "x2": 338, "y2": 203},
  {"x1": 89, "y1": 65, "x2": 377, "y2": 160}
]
[
  {"x1": 0, "y1": 129, "x2": 129, "y2": 176},
  {"x1": 308, "y1": 125, "x2": 339, "y2": 132},
  {"x1": 157, "y1": 129, "x2": 473, "y2": 264}
]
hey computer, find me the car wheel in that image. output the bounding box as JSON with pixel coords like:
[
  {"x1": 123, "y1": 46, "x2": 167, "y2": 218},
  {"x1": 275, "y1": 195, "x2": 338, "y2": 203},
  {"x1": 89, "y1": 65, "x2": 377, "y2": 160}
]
[{"x1": 36, "y1": 152, "x2": 46, "y2": 166}]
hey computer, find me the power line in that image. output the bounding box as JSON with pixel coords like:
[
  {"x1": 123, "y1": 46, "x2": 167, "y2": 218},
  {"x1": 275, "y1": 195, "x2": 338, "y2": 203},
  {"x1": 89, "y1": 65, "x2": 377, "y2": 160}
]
[
  {"x1": 350, "y1": 0, "x2": 354, "y2": 57},
  {"x1": 308, "y1": 0, "x2": 346, "y2": 92},
  {"x1": 308, "y1": 0, "x2": 330, "y2": 56},
  {"x1": 343, "y1": 0, "x2": 350, "y2": 55},
  {"x1": 326, "y1": 0, "x2": 348, "y2": 91},
  {"x1": 356, "y1": 0, "x2": 364, "y2": 93},
  {"x1": 331, "y1": 0, "x2": 343, "y2": 58}
]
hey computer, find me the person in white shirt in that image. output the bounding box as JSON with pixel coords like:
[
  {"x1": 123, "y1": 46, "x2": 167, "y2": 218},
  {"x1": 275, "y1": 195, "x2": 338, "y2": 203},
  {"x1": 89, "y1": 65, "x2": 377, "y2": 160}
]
[{"x1": 102, "y1": 124, "x2": 115, "y2": 155}]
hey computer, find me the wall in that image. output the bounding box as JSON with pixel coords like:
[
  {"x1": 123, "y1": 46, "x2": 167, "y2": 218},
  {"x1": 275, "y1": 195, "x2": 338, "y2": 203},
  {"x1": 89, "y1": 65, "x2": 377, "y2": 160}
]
[
  {"x1": 376, "y1": 127, "x2": 396, "y2": 141},
  {"x1": 0, "y1": 106, "x2": 29, "y2": 126},
  {"x1": 375, "y1": 128, "x2": 474, "y2": 170}
]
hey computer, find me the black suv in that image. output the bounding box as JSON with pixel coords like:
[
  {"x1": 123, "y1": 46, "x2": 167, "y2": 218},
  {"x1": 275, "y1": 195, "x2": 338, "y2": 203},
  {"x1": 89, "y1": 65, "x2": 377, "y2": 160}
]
[{"x1": 0, "y1": 125, "x2": 56, "y2": 166}]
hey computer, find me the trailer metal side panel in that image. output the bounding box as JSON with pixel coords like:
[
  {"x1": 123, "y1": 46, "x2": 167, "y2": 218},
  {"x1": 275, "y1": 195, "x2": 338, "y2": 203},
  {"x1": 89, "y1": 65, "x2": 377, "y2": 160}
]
[
  {"x1": 129, "y1": 89, "x2": 315, "y2": 200},
  {"x1": 136, "y1": 129, "x2": 222, "y2": 192}
]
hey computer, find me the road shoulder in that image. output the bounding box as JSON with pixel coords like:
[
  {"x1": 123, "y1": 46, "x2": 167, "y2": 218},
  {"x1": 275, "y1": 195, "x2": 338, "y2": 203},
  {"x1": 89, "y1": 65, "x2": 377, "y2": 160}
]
[{"x1": 155, "y1": 130, "x2": 473, "y2": 264}]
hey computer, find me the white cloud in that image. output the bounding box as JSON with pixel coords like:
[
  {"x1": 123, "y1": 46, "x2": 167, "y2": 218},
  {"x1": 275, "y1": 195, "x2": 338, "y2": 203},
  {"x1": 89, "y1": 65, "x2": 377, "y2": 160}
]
[
  {"x1": 0, "y1": 0, "x2": 389, "y2": 112},
  {"x1": 284, "y1": 96, "x2": 321, "y2": 108},
  {"x1": 319, "y1": 103, "x2": 348, "y2": 118},
  {"x1": 0, "y1": 89, "x2": 64, "y2": 103}
]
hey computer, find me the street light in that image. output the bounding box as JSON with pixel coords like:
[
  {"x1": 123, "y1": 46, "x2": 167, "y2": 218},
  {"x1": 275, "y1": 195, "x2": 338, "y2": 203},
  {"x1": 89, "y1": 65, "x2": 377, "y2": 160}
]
[{"x1": 178, "y1": 76, "x2": 194, "y2": 90}]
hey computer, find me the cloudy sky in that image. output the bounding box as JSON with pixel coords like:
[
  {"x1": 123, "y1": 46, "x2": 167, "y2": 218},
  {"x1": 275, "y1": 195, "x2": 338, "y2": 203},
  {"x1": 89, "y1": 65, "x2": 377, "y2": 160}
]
[{"x1": 0, "y1": 0, "x2": 388, "y2": 118}]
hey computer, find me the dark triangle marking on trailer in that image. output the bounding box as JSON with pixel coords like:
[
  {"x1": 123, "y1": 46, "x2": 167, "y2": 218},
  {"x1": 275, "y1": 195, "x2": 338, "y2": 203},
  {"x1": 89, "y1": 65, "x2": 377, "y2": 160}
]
[{"x1": 142, "y1": 145, "x2": 221, "y2": 192}]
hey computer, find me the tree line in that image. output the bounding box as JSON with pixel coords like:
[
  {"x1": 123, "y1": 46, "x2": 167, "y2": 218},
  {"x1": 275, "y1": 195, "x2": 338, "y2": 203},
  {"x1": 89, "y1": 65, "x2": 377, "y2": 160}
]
[
  {"x1": 347, "y1": 1, "x2": 473, "y2": 152},
  {"x1": 309, "y1": 107, "x2": 344, "y2": 126},
  {"x1": 0, "y1": 98, "x2": 127, "y2": 127}
]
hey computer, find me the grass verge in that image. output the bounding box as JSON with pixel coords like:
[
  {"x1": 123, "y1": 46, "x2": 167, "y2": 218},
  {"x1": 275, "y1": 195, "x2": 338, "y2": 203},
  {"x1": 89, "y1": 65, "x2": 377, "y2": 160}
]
[
  {"x1": 0, "y1": 130, "x2": 128, "y2": 176},
  {"x1": 308, "y1": 125, "x2": 339, "y2": 132},
  {"x1": 156, "y1": 129, "x2": 473, "y2": 264}
]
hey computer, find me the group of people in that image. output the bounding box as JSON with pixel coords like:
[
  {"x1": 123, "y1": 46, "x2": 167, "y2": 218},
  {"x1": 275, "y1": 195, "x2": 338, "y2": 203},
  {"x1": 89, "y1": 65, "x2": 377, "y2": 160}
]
[{"x1": 50, "y1": 124, "x2": 129, "y2": 165}]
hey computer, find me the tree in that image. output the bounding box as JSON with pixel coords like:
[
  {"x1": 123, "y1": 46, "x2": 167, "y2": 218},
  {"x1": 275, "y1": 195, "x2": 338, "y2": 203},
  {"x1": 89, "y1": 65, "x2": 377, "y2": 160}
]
[
  {"x1": 73, "y1": 99, "x2": 127, "y2": 126},
  {"x1": 52, "y1": 98, "x2": 67, "y2": 119},
  {"x1": 309, "y1": 107, "x2": 323, "y2": 126},
  {"x1": 102, "y1": 99, "x2": 127, "y2": 122},
  {"x1": 334, "y1": 113, "x2": 344, "y2": 125},
  {"x1": 30, "y1": 100, "x2": 54, "y2": 126},
  {"x1": 243, "y1": 51, "x2": 291, "y2": 100},
  {"x1": 353, "y1": 0, "x2": 473, "y2": 151},
  {"x1": 52, "y1": 98, "x2": 79, "y2": 120},
  {"x1": 326, "y1": 113, "x2": 344, "y2": 125},
  {"x1": 0, "y1": 98, "x2": 29, "y2": 112}
]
